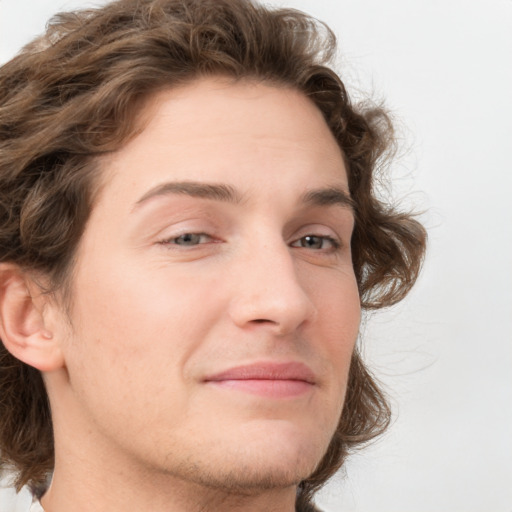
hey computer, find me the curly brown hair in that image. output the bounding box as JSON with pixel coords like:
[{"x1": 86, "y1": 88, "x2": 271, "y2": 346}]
[{"x1": 0, "y1": 0, "x2": 426, "y2": 507}]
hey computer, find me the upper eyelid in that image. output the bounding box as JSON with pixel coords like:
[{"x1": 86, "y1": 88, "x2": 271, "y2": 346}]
[{"x1": 290, "y1": 224, "x2": 345, "y2": 241}]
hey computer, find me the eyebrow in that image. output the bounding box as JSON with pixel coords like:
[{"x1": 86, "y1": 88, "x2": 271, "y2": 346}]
[
  {"x1": 134, "y1": 181, "x2": 243, "y2": 210},
  {"x1": 300, "y1": 186, "x2": 355, "y2": 212},
  {"x1": 133, "y1": 180, "x2": 354, "y2": 213}
]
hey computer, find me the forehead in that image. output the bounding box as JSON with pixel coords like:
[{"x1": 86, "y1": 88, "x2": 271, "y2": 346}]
[{"x1": 96, "y1": 77, "x2": 349, "y2": 206}]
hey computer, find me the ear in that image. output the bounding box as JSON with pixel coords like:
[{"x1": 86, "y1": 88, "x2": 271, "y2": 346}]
[{"x1": 0, "y1": 263, "x2": 64, "y2": 372}]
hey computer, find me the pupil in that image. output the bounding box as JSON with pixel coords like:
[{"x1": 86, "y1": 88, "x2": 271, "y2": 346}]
[
  {"x1": 304, "y1": 236, "x2": 321, "y2": 248},
  {"x1": 178, "y1": 234, "x2": 198, "y2": 245}
]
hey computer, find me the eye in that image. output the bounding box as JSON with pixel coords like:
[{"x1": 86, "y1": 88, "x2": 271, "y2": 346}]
[
  {"x1": 290, "y1": 235, "x2": 340, "y2": 250},
  {"x1": 160, "y1": 233, "x2": 213, "y2": 246}
]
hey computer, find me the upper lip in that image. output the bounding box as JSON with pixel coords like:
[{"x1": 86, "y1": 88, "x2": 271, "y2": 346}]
[{"x1": 204, "y1": 361, "x2": 317, "y2": 384}]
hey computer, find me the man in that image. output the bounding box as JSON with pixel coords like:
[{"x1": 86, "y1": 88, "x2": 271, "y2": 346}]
[{"x1": 0, "y1": 0, "x2": 426, "y2": 511}]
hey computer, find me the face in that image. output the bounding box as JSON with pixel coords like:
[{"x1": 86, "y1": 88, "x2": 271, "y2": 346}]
[{"x1": 52, "y1": 78, "x2": 360, "y2": 492}]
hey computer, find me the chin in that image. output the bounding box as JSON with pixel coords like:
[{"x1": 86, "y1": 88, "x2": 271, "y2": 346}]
[
  {"x1": 182, "y1": 456, "x2": 316, "y2": 495},
  {"x1": 169, "y1": 422, "x2": 329, "y2": 494}
]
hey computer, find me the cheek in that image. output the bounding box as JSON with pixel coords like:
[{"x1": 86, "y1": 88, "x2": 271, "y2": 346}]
[
  {"x1": 67, "y1": 259, "x2": 227, "y2": 374},
  {"x1": 309, "y1": 264, "x2": 361, "y2": 336},
  {"x1": 60, "y1": 262, "x2": 229, "y2": 434},
  {"x1": 307, "y1": 267, "x2": 361, "y2": 392}
]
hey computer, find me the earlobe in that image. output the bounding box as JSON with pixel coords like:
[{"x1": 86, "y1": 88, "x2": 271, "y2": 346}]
[{"x1": 0, "y1": 263, "x2": 64, "y2": 372}]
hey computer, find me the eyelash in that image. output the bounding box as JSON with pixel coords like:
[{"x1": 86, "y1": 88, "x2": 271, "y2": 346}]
[
  {"x1": 158, "y1": 233, "x2": 214, "y2": 247},
  {"x1": 158, "y1": 232, "x2": 341, "y2": 251},
  {"x1": 290, "y1": 234, "x2": 341, "y2": 251}
]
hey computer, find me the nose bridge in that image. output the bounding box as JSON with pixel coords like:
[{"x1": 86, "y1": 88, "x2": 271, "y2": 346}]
[{"x1": 228, "y1": 231, "x2": 316, "y2": 333}]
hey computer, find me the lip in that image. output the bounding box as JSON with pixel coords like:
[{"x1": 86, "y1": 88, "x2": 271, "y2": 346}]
[{"x1": 203, "y1": 361, "x2": 317, "y2": 398}]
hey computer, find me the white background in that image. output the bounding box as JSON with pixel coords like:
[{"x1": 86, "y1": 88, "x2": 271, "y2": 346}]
[{"x1": 0, "y1": 1, "x2": 511, "y2": 511}]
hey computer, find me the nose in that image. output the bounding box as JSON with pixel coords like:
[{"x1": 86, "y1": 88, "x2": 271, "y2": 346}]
[{"x1": 228, "y1": 238, "x2": 317, "y2": 336}]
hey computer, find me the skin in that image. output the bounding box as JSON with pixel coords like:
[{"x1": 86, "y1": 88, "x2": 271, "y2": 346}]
[{"x1": 37, "y1": 77, "x2": 361, "y2": 512}]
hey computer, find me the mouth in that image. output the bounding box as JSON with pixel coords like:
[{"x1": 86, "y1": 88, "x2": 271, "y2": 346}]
[{"x1": 203, "y1": 361, "x2": 317, "y2": 398}]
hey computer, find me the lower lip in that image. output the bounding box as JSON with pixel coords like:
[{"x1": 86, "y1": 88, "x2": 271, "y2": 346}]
[{"x1": 207, "y1": 379, "x2": 314, "y2": 398}]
